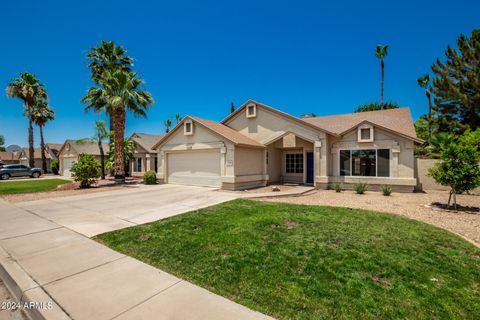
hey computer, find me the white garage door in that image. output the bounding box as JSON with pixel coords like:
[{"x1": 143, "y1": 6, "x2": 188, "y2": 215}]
[
  {"x1": 62, "y1": 158, "x2": 76, "y2": 177},
  {"x1": 167, "y1": 151, "x2": 221, "y2": 187}
]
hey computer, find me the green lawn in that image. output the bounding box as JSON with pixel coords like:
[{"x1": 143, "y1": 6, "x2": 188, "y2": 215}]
[
  {"x1": 95, "y1": 200, "x2": 480, "y2": 319},
  {"x1": 0, "y1": 179, "x2": 70, "y2": 195}
]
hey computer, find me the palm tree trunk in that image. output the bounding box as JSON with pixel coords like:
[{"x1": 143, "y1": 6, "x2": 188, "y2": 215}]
[
  {"x1": 380, "y1": 60, "x2": 385, "y2": 109},
  {"x1": 39, "y1": 125, "x2": 47, "y2": 173},
  {"x1": 427, "y1": 91, "x2": 433, "y2": 142},
  {"x1": 99, "y1": 140, "x2": 106, "y2": 179},
  {"x1": 27, "y1": 104, "x2": 35, "y2": 168},
  {"x1": 114, "y1": 107, "x2": 126, "y2": 183}
]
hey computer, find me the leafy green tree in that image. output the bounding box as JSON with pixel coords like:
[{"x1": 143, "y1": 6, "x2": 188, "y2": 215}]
[
  {"x1": 6, "y1": 72, "x2": 47, "y2": 167},
  {"x1": 414, "y1": 117, "x2": 429, "y2": 141},
  {"x1": 375, "y1": 44, "x2": 389, "y2": 108},
  {"x1": 0, "y1": 135, "x2": 5, "y2": 151},
  {"x1": 70, "y1": 154, "x2": 101, "y2": 188},
  {"x1": 417, "y1": 75, "x2": 434, "y2": 142},
  {"x1": 85, "y1": 40, "x2": 133, "y2": 133},
  {"x1": 354, "y1": 102, "x2": 398, "y2": 113},
  {"x1": 429, "y1": 129, "x2": 480, "y2": 209},
  {"x1": 31, "y1": 100, "x2": 55, "y2": 173},
  {"x1": 164, "y1": 119, "x2": 172, "y2": 133},
  {"x1": 106, "y1": 137, "x2": 136, "y2": 176},
  {"x1": 83, "y1": 70, "x2": 153, "y2": 182},
  {"x1": 431, "y1": 29, "x2": 480, "y2": 133},
  {"x1": 78, "y1": 121, "x2": 109, "y2": 179}
]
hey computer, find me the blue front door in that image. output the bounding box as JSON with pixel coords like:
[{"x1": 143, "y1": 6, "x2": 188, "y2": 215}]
[{"x1": 306, "y1": 152, "x2": 314, "y2": 184}]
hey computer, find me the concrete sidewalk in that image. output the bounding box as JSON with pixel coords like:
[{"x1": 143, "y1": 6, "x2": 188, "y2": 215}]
[{"x1": 0, "y1": 197, "x2": 272, "y2": 320}]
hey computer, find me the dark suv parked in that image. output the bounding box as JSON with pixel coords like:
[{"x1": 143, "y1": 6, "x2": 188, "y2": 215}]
[{"x1": 0, "y1": 164, "x2": 42, "y2": 180}]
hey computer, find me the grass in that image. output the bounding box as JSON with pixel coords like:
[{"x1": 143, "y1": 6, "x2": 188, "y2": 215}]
[
  {"x1": 95, "y1": 199, "x2": 480, "y2": 319},
  {"x1": 0, "y1": 179, "x2": 70, "y2": 195}
]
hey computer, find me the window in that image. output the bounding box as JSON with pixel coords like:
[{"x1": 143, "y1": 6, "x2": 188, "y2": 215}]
[
  {"x1": 358, "y1": 126, "x2": 374, "y2": 142},
  {"x1": 266, "y1": 152, "x2": 269, "y2": 165},
  {"x1": 135, "y1": 157, "x2": 142, "y2": 172},
  {"x1": 246, "y1": 104, "x2": 256, "y2": 118},
  {"x1": 339, "y1": 149, "x2": 390, "y2": 177},
  {"x1": 154, "y1": 157, "x2": 158, "y2": 173},
  {"x1": 360, "y1": 128, "x2": 371, "y2": 140},
  {"x1": 286, "y1": 153, "x2": 303, "y2": 174},
  {"x1": 184, "y1": 121, "x2": 193, "y2": 135}
]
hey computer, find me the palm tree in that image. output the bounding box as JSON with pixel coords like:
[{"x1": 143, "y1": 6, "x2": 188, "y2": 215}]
[
  {"x1": 6, "y1": 72, "x2": 47, "y2": 167},
  {"x1": 164, "y1": 119, "x2": 172, "y2": 133},
  {"x1": 174, "y1": 113, "x2": 182, "y2": 124},
  {"x1": 83, "y1": 70, "x2": 153, "y2": 182},
  {"x1": 31, "y1": 100, "x2": 55, "y2": 173},
  {"x1": 78, "y1": 120, "x2": 109, "y2": 179},
  {"x1": 85, "y1": 40, "x2": 133, "y2": 133},
  {"x1": 375, "y1": 44, "x2": 389, "y2": 109},
  {"x1": 417, "y1": 74, "x2": 433, "y2": 142}
]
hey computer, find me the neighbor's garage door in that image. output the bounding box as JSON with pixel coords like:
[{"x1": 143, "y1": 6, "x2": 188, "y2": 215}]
[
  {"x1": 167, "y1": 151, "x2": 221, "y2": 187},
  {"x1": 62, "y1": 158, "x2": 76, "y2": 177}
]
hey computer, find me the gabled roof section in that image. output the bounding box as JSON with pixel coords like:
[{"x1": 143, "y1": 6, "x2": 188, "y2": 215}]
[
  {"x1": 130, "y1": 133, "x2": 165, "y2": 153},
  {"x1": 302, "y1": 107, "x2": 423, "y2": 143},
  {"x1": 58, "y1": 140, "x2": 109, "y2": 156},
  {"x1": 152, "y1": 116, "x2": 264, "y2": 149},
  {"x1": 0, "y1": 151, "x2": 18, "y2": 162},
  {"x1": 19, "y1": 148, "x2": 53, "y2": 160},
  {"x1": 222, "y1": 99, "x2": 339, "y2": 137}
]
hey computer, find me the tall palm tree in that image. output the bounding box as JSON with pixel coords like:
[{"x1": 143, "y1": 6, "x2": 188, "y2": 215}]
[
  {"x1": 417, "y1": 74, "x2": 433, "y2": 142},
  {"x1": 85, "y1": 40, "x2": 133, "y2": 133},
  {"x1": 164, "y1": 119, "x2": 172, "y2": 133},
  {"x1": 375, "y1": 44, "x2": 389, "y2": 109},
  {"x1": 174, "y1": 113, "x2": 182, "y2": 124},
  {"x1": 31, "y1": 100, "x2": 55, "y2": 173},
  {"x1": 78, "y1": 120, "x2": 109, "y2": 179},
  {"x1": 83, "y1": 70, "x2": 153, "y2": 182},
  {"x1": 6, "y1": 72, "x2": 47, "y2": 167}
]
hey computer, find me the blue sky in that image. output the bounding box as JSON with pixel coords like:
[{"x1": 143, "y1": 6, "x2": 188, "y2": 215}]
[{"x1": 1, "y1": 0, "x2": 478, "y2": 147}]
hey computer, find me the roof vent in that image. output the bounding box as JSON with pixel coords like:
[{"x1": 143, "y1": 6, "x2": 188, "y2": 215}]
[{"x1": 300, "y1": 113, "x2": 316, "y2": 119}]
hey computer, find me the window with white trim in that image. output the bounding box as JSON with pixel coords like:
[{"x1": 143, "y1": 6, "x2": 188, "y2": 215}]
[
  {"x1": 246, "y1": 104, "x2": 256, "y2": 118},
  {"x1": 357, "y1": 125, "x2": 374, "y2": 142},
  {"x1": 135, "y1": 157, "x2": 142, "y2": 172},
  {"x1": 184, "y1": 120, "x2": 193, "y2": 135},
  {"x1": 340, "y1": 149, "x2": 390, "y2": 177},
  {"x1": 286, "y1": 153, "x2": 303, "y2": 174}
]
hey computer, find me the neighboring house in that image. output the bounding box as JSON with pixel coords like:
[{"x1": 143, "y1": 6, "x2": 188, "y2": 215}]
[
  {"x1": 153, "y1": 100, "x2": 423, "y2": 191},
  {"x1": 128, "y1": 133, "x2": 164, "y2": 177},
  {"x1": 0, "y1": 151, "x2": 19, "y2": 165},
  {"x1": 46, "y1": 143, "x2": 63, "y2": 160},
  {"x1": 18, "y1": 148, "x2": 53, "y2": 170},
  {"x1": 57, "y1": 140, "x2": 109, "y2": 176}
]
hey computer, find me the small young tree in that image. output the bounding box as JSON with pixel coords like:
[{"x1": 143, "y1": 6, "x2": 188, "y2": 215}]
[
  {"x1": 429, "y1": 129, "x2": 480, "y2": 209},
  {"x1": 0, "y1": 135, "x2": 5, "y2": 151},
  {"x1": 70, "y1": 154, "x2": 101, "y2": 188}
]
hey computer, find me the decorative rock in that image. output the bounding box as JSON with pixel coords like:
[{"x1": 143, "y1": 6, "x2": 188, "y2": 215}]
[{"x1": 272, "y1": 186, "x2": 281, "y2": 192}]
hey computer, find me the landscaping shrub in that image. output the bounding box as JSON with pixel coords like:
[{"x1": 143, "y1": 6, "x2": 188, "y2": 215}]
[
  {"x1": 333, "y1": 182, "x2": 343, "y2": 193},
  {"x1": 144, "y1": 170, "x2": 157, "y2": 185},
  {"x1": 50, "y1": 159, "x2": 59, "y2": 175},
  {"x1": 382, "y1": 185, "x2": 392, "y2": 196},
  {"x1": 353, "y1": 183, "x2": 368, "y2": 194},
  {"x1": 70, "y1": 154, "x2": 101, "y2": 188}
]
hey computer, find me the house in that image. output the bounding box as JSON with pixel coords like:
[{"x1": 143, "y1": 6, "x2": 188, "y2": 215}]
[
  {"x1": 152, "y1": 100, "x2": 423, "y2": 191},
  {"x1": 128, "y1": 133, "x2": 164, "y2": 177},
  {"x1": 46, "y1": 143, "x2": 63, "y2": 159},
  {"x1": 58, "y1": 140, "x2": 109, "y2": 176},
  {"x1": 0, "y1": 151, "x2": 19, "y2": 165},
  {"x1": 18, "y1": 148, "x2": 53, "y2": 170}
]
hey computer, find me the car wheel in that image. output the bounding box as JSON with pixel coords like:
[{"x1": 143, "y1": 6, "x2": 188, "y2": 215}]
[
  {"x1": 1, "y1": 173, "x2": 10, "y2": 180},
  {"x1": 32, "y1": 172, "x2": 41, "y2": 178}
]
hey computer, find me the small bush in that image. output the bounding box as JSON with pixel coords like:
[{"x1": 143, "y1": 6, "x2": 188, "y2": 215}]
[
  {"x1": 353, "y1": 183, "x2": 368, "y2": 194},
  {"x1": 51, "y1": 159, "x2": 59, "y2": 175},
  {"x1": 382, "y1": 185, "x2": 392, "y2": 196},
  {"x1": 70, "y1": 154, "x2": 101, "y2": 188},
  {"x1": 333, "y1": 182, "x2": 343, "y2": 193},
  {"x1": 144, "y1": 170, "x2": 157, "y2": 185}
]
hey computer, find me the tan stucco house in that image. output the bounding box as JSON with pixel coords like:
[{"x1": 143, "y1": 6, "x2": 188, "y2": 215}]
[
  {"x1": 58, "y1": 140, "x2": 109, "y2": 176},
  {"x1": 152, "y1": 100, "x2": 423, "y2": 191},
  {"x1": 128, "y1": 133, "x2": 164, "y2": 177}
]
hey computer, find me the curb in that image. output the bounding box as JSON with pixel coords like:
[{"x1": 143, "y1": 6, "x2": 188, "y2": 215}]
[
  {"x1": 239, "y1": 187, "x2": 316, "y2": 199},
  {"x1": 0, "y1": 246, "x2": 71, "y2": 320}
]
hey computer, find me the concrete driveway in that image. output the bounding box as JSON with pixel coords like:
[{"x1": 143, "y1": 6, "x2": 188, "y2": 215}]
[{"x1": 15, "y1": 184, "x2": 238, "y2": 237}]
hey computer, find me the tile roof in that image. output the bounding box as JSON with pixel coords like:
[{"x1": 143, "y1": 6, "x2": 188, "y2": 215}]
[
  {"x1": 61, "y1": 140, "x2": 109, "y2": 156},
  {"x1": 0, "y1": 151, "x2": 18, "y2": 162},
  {"x1": 20, "y1": 148, "x2": 53, "y2": 160},
  {"x1": 301, "y1": 107, "x2": 421, "y2": 142},
  {"x1": 190, "y1": 116, "x2": 264, "y2": 148},
  {"x1": 130, "y1": 133, "x2": 164, "y2": 153}
]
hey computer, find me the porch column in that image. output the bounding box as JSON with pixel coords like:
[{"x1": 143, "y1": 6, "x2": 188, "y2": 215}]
[
  {"x1": 391, "y1": 146, "x2": 400, "y2": 177},
  {"x1": 145, "y1": 154, "x2": 151, "y2": 172}
]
